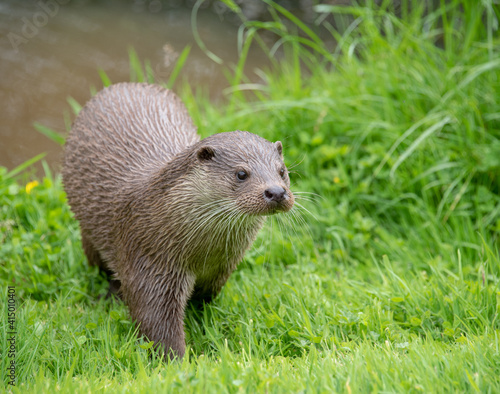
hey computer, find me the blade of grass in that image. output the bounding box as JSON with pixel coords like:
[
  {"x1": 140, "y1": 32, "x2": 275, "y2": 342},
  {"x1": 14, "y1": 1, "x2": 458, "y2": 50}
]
[
  {"x1": 4, "y1": 153, "x2": 46, "y2": 179},
  {"x1": 33, "y1": 122, "x2": 65, "y2": 146},
  {"x1": 129, "y1": 47, "x2": 146, "y2": 82},
  {"x1": 390, "y1": 116, "x2": 452, "y2": 178},
  {"x1": 67, "y1": 97, "x2": 82, "y2": 116},
  {"x1": 98, "y1": 69, "x2": 112, "y2": 87},
  {"x1": 167, "y1": 45, "x2": 191, "y2": 89},
  {"x1": 145, "y1": 60, "x2": 155, "y2": 84},
  {"x1": 192, "y1": 0, "x2": 223, "y2": 65}
]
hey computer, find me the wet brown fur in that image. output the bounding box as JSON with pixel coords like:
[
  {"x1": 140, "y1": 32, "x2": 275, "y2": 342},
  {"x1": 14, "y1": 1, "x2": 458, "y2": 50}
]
[{"x1": 62, "y1": 82, "x2": 294, "y2": 359}]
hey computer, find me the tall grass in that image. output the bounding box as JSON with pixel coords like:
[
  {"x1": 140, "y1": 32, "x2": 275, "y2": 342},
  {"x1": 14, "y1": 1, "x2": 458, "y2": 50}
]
[
  {"x1": 1, "y1": 0, "x2": 499, "y2": 392},
  {"x1": 185, "y1": 0, "x2": 500, "y2": 264}
]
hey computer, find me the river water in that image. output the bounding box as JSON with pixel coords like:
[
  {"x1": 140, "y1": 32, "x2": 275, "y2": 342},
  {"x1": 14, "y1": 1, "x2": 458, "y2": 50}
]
[{"x1": 0, "y1": 0, "x2": 267, "y2": 171}]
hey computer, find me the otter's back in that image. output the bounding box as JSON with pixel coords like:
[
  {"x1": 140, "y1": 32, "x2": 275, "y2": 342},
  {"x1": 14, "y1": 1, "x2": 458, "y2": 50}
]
[
  {"x1": 64, "y1": 83, "x2": 198, "y2": 185},
  {"x1": 62, "y1": 83, "x2": 199, "y2": 251}
]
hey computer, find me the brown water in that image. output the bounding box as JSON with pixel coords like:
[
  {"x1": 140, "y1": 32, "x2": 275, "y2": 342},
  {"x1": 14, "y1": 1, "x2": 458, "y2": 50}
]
[{"x1": 0, "y1": 0, "x2": 266, "y2": 171}]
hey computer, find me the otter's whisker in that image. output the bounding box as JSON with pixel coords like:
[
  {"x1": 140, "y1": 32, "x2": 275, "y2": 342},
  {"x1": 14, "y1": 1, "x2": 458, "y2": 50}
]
[{"x1": 293, "y1": 201, "x2": 318, "y2": 222}]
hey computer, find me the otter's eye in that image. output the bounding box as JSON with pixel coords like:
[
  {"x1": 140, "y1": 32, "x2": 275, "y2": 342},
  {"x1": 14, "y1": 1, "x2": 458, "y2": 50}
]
[
  {"x1": 237, "y1": 170, "x2": 248, "y2": 181},
  {"x1": 280, "y1": 168, "x2": 286, "y2": 178}
]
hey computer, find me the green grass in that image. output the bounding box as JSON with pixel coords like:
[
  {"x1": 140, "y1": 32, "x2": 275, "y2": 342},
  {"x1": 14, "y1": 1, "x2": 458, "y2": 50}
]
[{"x1": 2, "y1": 0, "x2": 500, "y2": 392}]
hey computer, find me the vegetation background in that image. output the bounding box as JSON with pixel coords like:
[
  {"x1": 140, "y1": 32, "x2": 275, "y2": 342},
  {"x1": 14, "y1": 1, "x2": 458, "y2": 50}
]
[{"x1": 1, "y1": 0, "x2": 500, "y2": 392}]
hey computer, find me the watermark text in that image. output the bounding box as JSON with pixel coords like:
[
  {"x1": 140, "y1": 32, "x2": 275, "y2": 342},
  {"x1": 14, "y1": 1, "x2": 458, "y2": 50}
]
[
  {"x1": 6, "y1": 286, "x2": 16, "y2": 386},
  {"x1": 8, "y1": 0, "x2": 70, "y2": 51}
]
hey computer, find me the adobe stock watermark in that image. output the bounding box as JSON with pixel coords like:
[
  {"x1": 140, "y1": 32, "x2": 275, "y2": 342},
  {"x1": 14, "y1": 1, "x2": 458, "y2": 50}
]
[
  {"x1": 8, "y1": 0, "x2": 70, "y2": 52},
  {"x1": 6, "y1": 287, "x2": 16, "y2": 386}
]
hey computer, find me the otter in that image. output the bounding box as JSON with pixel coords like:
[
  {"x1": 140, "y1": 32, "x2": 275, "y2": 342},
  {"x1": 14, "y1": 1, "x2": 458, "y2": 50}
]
[{"x1": 62, "y1": 82, "x2": 294, "y2": 359}]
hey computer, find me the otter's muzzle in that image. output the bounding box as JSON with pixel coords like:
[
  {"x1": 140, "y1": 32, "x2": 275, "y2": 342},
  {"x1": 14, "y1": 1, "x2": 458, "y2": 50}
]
[{"x1": 264, "y1": 185, "x2": 287, "y2": 203}]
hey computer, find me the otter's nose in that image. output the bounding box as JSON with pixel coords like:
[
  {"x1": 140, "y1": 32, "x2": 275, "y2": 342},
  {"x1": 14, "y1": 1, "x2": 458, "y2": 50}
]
[{"x1": 264, "y1": 186, "x2": 286, "y2": 202}]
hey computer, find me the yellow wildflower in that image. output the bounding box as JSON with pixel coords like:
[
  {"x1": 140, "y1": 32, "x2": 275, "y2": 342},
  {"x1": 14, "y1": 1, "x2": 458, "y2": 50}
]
[
  {"x1": 333, "y1": 176, "x2": 341, "y2": 184},
  {"x1": 26, "y1": 181, "x2": 39, "y2": 194}
]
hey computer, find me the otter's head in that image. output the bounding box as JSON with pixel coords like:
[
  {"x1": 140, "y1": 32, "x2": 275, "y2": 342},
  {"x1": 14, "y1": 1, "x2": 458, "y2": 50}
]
[{"x1": 192, "y1": 131, "x2": 294, "y2": 216}]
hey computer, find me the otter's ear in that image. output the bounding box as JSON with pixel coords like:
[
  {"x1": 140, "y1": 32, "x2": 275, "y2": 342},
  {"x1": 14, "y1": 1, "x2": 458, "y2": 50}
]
[
  {"x1": 197, "y1": 146, "x2": 215, "y2": 161},
  {"x1": 275, "y1": 141, "x2": 283, "y2": 156}
]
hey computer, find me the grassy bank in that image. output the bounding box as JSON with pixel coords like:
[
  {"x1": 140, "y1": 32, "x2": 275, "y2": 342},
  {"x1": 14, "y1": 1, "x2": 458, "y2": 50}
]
[{"x1": 1, "y1": 1, "x2": 500, "y2": 392}]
